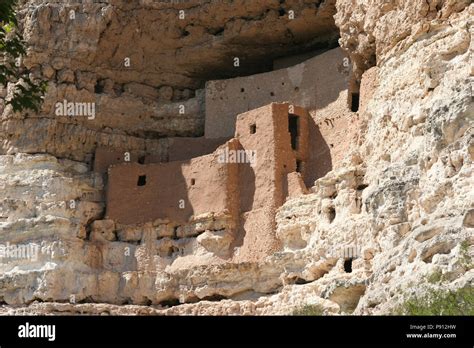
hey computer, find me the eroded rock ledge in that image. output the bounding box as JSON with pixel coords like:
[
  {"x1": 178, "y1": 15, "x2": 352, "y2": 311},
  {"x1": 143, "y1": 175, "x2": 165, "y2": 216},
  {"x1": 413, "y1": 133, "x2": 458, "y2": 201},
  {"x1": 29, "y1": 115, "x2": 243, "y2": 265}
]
[{"x1": 0, "y1": 0, "x2": 472, "y2": 315}]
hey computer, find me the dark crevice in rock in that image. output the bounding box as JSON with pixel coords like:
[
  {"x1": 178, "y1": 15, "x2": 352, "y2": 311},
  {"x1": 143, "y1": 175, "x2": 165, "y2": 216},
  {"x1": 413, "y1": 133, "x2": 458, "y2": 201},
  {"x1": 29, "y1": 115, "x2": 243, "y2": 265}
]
[
  {"x1": 159, "y1": 298, "x2": 180, "y2": 308},
  {"x1": 201, "y1": 294, "x2": 228, "y2": 302},
  {"x1": 294, "y1": 277, "x2": 313, "y2": 285}
]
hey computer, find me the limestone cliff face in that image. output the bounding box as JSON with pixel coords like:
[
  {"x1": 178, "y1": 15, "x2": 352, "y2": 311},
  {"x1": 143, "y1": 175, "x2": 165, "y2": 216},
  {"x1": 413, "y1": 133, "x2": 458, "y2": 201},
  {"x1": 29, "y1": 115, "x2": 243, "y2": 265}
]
[
  {"x1": 0, "y1": 0, "x2": 472, "y2": 315},
  {"x1": 2, "y1": 0, "x2": 338, "y2": 161},
  {"x1": 335, "y1": 0, "x2": 472, "y2": 80}
]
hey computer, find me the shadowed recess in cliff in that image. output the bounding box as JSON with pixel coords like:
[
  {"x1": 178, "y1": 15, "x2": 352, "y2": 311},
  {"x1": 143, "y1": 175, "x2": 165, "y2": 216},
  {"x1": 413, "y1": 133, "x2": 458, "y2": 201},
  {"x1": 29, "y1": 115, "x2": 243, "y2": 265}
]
[{"x1": 55, "y1": 0, "x2": 340, "y2": 89}]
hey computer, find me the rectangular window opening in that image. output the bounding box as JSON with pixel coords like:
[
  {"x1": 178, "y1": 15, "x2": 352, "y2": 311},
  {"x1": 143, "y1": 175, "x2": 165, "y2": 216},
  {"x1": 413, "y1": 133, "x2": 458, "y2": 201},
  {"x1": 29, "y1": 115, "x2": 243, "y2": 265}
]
[
  {"x1": 351, "y1": 93, "x2": 360, "y2": 112},
  {"x1": 137, "y1": 175, "x2": 147, "y2": 186},
  {"x1": 250, "y1": 124, "x2": 257, "y2": 134},
  {"x1": 289, "y1": 114, "x2": 299, "y2": 150}
]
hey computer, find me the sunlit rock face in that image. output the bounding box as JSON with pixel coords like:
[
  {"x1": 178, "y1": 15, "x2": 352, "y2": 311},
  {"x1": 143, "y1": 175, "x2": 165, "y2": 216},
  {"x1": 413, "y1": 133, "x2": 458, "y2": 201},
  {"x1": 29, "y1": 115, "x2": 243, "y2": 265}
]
[
  {"x1": 1, "y1": 0, "x2": 339, "y2": 160},
  {"x1": 0, "y1": 0, "x2": 472, "y2": 315}
]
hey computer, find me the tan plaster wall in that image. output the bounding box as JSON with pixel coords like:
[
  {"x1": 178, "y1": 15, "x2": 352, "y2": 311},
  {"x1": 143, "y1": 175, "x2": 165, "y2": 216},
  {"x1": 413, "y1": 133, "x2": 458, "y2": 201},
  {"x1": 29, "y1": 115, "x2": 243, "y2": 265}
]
[
  {"x1": 307, "y1": 90, "x2": 356, "y2": 186},
  {"x1": 205, "y1": 47, "x2": 349, "y2": 139},
  {"x1": 94, "y1": 147, "x2": 167, "y2": 174},
  {"x1": 93, "y1": 147, "x2": 143, "y2": 174},
  {"x1": 106, "y1": 152, "x2": 232, "y2": 225},
  {"x1": 168, "y1": 137, "x2": 230, "y2": 162},
  {"x1": 205, "y1": 47, "x2": 357, "y2": 187},
  {"x1": 104, "y1": 102, "x2": 312, "y2": 263},
  {"x1": 231, "y1": 103, "x2": 307, "y2": 260},
  {"x1": 232, "y1": 207, "x2": 280, "y2": 263},
  {"x1": 359, "y1": 67, "x2": 379, "y2": 114},
  {"x1": 234, "y1": 103, "x2": 307, "y2": 210},
  {"x1": 224, "y1": 139, "x2": 241, "y2": 231},
  {"x1": 95, "y1": 136, "x2": 229, "y2": 175},
  {"x1": 235, "y1": 104, "x2": 277, "y2": 213},
  {"x1": 104, "y1": 102, "x2": 311, "y2": 263},
  {"x1": 286, "y1": 172, "x2": 309, "y2": 199},
  {"x1": 272, "y1": 103, "x2": 307, "y2": 206}
]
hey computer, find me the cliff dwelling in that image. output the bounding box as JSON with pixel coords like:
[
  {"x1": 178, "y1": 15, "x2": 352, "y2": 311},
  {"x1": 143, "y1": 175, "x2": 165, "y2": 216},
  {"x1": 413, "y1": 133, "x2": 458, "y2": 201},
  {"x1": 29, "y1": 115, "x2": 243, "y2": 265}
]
[
  {"x1": 2, "y1": 0, "x2": 471, "y2": 323},
  {"x1": 92, "y1": 46, "x2": 369, "y2": 261}
]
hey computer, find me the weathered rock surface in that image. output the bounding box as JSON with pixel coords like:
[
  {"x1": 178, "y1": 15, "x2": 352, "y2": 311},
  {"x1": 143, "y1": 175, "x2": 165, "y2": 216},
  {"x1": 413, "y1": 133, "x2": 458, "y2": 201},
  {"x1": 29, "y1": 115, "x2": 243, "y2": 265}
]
[
  {"x1": 335, "y1": 0, "x2": 472, "y2": 80},
  {"x1": 1, "y1": 0, "x2": 339, "y2": 161},
  {"x1": 0, "y1": 0, "x2": 472, "y2": 315}
]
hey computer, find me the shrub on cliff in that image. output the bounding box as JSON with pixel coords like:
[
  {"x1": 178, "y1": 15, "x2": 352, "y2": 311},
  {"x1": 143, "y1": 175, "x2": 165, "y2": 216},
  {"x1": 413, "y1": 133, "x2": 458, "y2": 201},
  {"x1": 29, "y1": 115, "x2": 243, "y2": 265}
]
[
  {"x1": 396, "y1": 287, "x2": 474, "y2": 315},
  {"x1": 1, "y1": 0, "x2": 46, "y2": 112},
  {"x1": 292, "y1": 304, "x2": 324, "y2": 316}
]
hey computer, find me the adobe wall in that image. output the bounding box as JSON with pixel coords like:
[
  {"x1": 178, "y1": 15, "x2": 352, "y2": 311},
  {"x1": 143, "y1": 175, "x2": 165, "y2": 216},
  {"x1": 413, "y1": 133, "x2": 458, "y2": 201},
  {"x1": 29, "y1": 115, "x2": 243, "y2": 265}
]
[
  {"x1": 105, "y1": 102, "x2": 308, "y2": 261},
  {"x1": 224, "y1": 139, "x2": 241, "y2": 230},
  {"x1": 168, "y1": 137, "x2": 230, "y2": 162},
  {"x1": 234, "y1": 103, "x2": 303, "y2": 212},
  {"x1": 232, "y1": 207, "x2": 280, "y2": 263},
  {"x1": 93, "y1": 147, "x2": 164, "y2": 175},
  {"x1": 231, "y1": 103, "x2": 307, "y2": 261},
  {"x1": 106, "y1": 151, "x2": 235, "y2": 225},
  {"x1": 306, "y1": 87, "x2": 355, "y2": 187},
  {"x1": 97, "y1": 48, "x2": 355, "y2": 189},
  {"x1": 271, "y1": 103, "x2": 309, "y2": 206},
  {"x1": 286, "y1": 172, "x2": 309, "y2": 198},
  {"x1": 95, "y1": 137, "x2": 230, "y2": 175},
  {"x1": 205, "y1": 47, "x2": 357, "y2": 187},
  {"x1": 94, "y1": 147, "x2": 142, "y2": 175},
  {"x1": 303, "y1": 50, "x2": 358, "y2": 187},
  {"x1": 204, "y1": 47, "x2": 348, "y2": 139},
  {"x1": 235, "y1": 104, "x2": 276, "y2": 213},
  {"x1": 359, "y1": 67, "x2": 379, "y2": 114}
]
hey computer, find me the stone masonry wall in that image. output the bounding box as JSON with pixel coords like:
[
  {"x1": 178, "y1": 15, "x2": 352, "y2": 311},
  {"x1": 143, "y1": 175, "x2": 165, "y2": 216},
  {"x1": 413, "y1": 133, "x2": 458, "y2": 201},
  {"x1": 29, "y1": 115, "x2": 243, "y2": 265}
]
[{"x1": 106, "y1": 152, "x2": 233, "y2": 225}]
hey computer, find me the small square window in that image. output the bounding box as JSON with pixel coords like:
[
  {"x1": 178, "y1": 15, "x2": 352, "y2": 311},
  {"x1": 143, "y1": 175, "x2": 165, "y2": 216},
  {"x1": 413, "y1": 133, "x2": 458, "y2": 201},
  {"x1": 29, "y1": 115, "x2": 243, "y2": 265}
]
[
  {"x1": 250, "y1": 124, "x2": 256, "y2": 134},
  {"x1": 137, "y1": 175, "x2": 147, "y2": 186}
]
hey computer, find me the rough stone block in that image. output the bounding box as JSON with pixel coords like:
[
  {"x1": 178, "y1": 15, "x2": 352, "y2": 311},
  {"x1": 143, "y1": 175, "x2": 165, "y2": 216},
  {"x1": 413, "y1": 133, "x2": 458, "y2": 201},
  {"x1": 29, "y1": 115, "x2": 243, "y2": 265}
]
[{"x1": 91, "y1": 219, "x2": 116, "y2": 241}]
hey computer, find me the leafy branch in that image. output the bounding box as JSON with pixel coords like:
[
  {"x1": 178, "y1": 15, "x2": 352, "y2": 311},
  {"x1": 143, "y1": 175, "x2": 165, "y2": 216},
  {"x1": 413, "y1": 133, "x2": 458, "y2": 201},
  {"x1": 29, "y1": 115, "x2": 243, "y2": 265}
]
[{"x1": 1, "y1": 0, "x2": 47, "y2": 113}]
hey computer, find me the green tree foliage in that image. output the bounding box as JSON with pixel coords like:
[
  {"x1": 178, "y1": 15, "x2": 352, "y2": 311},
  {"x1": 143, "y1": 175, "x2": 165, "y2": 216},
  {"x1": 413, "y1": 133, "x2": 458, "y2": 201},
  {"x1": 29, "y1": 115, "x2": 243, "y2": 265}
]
[{"x1": 1, "y1": 0, "x2": 46, "y2": 112}]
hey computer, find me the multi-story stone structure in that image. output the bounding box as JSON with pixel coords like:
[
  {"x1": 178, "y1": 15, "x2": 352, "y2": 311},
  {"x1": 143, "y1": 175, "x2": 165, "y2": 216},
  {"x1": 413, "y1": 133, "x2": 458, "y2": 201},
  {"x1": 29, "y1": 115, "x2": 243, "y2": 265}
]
[{"x1": 92, "y1": 46, "x2": 365, "y2": 261}]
